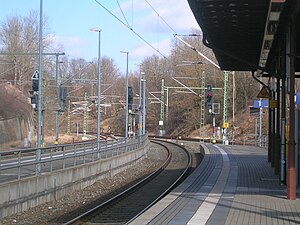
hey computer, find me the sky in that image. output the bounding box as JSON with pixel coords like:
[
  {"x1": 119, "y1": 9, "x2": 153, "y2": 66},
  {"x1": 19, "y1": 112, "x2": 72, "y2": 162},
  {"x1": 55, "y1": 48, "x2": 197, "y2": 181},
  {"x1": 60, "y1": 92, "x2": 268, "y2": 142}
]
[{"x1": 0, "y1": 0, "x2": 200, "y2": 73}]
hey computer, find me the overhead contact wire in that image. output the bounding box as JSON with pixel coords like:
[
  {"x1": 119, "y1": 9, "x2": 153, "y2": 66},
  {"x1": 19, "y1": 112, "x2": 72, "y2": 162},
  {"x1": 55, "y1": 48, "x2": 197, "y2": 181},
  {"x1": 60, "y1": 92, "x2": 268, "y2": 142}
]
[
  {"x1": 93, "y1": 0, "x2": 168, "y2": 60},
  {"x1": 144, "y1": 0, "x2": 177, "y2": 34},
  {"x1": 116, "y1": 0, "x2": 131, "y2": 29}
]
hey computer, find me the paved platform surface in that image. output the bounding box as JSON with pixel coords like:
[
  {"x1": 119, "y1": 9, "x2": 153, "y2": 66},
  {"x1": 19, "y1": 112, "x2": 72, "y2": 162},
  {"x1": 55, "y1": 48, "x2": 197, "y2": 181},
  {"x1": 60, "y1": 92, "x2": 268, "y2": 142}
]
[{"x1": 129, "y1": 143, "x2": 300, "y2": 225}]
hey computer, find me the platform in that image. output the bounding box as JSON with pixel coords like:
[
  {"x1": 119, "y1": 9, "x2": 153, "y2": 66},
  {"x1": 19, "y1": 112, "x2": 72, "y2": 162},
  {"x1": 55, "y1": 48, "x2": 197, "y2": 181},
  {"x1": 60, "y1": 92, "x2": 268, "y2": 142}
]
[{"x1": 129, "y1": 143, "x2": 300, "y2": 225}]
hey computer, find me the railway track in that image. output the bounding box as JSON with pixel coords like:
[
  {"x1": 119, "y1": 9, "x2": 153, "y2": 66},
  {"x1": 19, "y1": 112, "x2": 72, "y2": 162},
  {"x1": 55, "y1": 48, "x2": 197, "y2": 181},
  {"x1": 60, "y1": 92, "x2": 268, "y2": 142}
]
[{"x1": 63, "y1": 140, "x2": 192, "y2": 225}]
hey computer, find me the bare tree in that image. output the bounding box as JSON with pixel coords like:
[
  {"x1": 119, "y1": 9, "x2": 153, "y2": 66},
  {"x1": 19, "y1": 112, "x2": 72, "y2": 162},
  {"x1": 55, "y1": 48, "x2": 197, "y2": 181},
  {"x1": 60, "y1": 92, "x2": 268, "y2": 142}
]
[{"x1": 0, "y1": 11, "x2": 51, "y2": 92}]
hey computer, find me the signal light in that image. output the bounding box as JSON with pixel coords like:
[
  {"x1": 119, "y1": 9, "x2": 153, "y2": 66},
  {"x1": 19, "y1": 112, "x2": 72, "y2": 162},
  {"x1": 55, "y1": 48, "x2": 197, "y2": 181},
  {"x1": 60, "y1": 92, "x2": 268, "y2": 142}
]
[
  {"x1": 128, "y1": 86, "x2": 133, "y2": 110},
  {"x1": 206, "y1": 84, "x2": 213, "y2": 105},
  {"x1": 207, "y1": 84, "x2": 212, "y2": 92},
  {"x1": 32, "y1": 79, "x2": 39, "y2": 92}
]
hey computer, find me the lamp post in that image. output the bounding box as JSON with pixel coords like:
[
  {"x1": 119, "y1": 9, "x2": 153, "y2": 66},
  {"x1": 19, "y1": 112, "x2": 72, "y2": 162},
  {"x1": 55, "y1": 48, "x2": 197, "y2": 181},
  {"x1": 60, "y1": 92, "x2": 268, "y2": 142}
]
[
  {"x1": 121, "y1": 51, "x2": 129, "y2": 138},
  {"x1": 142, "y1": 75, "x2": 146, "y2": 135},
  {"x1": 136, "y1": 64, "x2": 143, "y2": 136},
  {"x1": 90, "y1": 28, "x2": 102, "y2": 157},
  {"x1": 55, "y1": 55, "x2": 64, "y2": 145},
  {"x1": 36, "y1": 0, "x2": 43, "y2": 175},
  {"x1": 139, "y1": 71, "x2": 145, "y2": 136}
]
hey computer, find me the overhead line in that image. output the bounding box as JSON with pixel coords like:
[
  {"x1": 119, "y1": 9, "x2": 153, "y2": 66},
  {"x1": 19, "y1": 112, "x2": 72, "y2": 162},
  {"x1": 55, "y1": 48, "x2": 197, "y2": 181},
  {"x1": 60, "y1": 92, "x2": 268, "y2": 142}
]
[
  {"x1": 94, "y1": 0, "x2": 216, "y2": 69},
  {"x1": 116, "y1": 0, "x2": 131, "y2": 29},
  {"x1": 93, "y1": 0, "x2": 169, "y2": 60},
  {"x1": 175, "y1": 35, "x2": 220, "y2": 69},
  {"x1": 0, "y1": 66, "x2": 17, "y2": 77},
  {"x1": 144, "y1": 0, "x2": 177, "y2": 34},
  {"x1": 141, "y1": 1, "x2": 220, "y2": 70},
  {"x1": 61, "y1": 62, "x2": 93, "y2": 85}
]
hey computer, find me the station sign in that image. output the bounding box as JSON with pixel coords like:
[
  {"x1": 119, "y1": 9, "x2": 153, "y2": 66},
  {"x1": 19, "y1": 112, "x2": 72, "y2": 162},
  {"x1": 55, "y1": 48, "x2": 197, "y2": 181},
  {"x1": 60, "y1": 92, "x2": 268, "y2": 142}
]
[
  {"x1": 296, "y1": 93, "x2": 300, "y2": 105},
  {"x1": 253, "y1": 100, "x2": 269, "y2": 108}
]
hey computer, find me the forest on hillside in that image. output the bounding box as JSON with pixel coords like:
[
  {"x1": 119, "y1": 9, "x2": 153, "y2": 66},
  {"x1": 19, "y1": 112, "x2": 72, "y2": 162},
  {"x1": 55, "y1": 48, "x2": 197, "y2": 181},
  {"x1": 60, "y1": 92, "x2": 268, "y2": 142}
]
[{"x1": 0, "y1": 11, "x2": 274, "y2": 140}]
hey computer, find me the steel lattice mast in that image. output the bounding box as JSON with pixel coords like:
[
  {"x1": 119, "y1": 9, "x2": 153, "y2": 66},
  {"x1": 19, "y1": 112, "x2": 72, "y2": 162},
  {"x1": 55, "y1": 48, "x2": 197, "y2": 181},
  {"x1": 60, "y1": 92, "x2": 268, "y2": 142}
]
[
  {"x1": 160, "y1": 79, "x2": 165, "y2": 131},
  {"x1": 200, "y1": 71, "x2": 206, "y2": 141},
  {"x1": 223, "y1": 71, "x2": 229, "y2": 124}
]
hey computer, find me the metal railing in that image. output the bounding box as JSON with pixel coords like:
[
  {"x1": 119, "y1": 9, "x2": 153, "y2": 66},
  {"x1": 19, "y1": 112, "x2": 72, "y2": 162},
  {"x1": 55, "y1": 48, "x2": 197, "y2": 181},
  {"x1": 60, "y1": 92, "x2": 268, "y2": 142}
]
[
  {"x1": 230, "y1": 133, "x2": 268, "y2": 147},
  {"x1": 0, "y1": 134, "x2": 148, "y2": 183}
]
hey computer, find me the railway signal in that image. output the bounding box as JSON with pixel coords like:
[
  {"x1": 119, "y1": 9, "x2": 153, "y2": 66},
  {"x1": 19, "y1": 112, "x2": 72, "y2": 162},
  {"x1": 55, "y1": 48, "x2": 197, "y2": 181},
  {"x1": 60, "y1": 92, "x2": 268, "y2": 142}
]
[
  {"x1": 128, "y1": 86, "x2": 133, "y2": 111},
  {"x1": 207, "y1": 84, "x2": 213, "y2": 113},
  {"x1": 30, "y1": 70, "x2": 40, "y2": 110}
]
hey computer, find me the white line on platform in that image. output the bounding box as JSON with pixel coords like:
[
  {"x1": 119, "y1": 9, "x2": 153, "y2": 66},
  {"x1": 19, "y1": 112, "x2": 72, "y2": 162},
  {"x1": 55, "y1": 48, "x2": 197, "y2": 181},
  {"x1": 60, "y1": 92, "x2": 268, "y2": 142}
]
[{"x1": 187, "y1": 145, "x2": 230, "y2": 225}]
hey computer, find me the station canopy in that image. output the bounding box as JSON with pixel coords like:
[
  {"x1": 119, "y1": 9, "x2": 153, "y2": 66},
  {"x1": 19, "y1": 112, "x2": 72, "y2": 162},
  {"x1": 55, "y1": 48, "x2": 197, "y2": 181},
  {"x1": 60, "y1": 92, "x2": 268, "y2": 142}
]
[{"x1": 187, "y1": 0, "x2": 299, "y2": 72}]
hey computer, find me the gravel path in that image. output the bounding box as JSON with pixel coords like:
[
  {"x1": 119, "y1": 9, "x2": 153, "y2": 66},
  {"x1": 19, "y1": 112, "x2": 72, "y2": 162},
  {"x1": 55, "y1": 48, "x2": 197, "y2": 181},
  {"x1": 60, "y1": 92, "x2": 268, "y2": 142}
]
[{"x1": 0, "y1": 141, "x2": 201, "y2": 225}]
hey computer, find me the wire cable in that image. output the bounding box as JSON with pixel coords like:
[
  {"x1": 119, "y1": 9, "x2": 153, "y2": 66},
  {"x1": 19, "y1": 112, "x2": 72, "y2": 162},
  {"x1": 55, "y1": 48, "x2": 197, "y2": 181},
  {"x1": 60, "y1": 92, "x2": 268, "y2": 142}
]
[
  {"x1": 142, "y1": 0, "x2": 219, "y2": 69},
  {"x1": 93, "y1": 0, "x2": 169, "y2": 60},
  {"x1": 0, "y1": 66, "x2": 17, "y2": 77},
  {"x1": 116, "y1": 0, "x2": 131, "y2": 29},
  {"x1": 144, "y1": 0, "x2": 177, "y2": 35},
  {"x1": 61, "y1": 62, "x2": 93, "y2": 85}
]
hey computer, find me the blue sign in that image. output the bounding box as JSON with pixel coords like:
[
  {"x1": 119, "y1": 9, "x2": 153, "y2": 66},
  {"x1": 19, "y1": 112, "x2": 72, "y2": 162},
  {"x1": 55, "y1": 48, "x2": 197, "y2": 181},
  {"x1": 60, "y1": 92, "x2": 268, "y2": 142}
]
[
  {"x1": 296, "y1": 93, "x2": 300, "y2": 105},
  {"x1": 253, "y1": 100, "x2": 269, "y2": 108}
]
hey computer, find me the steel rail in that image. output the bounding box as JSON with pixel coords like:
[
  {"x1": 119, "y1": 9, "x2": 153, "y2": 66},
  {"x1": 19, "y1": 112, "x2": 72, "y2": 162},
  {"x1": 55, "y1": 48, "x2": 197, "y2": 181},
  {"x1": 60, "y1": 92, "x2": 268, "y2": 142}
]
[
  {"x1": 63, "y1": 140, "x2": 192, "y2": 225},
  {"x1": 126, "y1": 139, "x2": 193, "y2": 225}
]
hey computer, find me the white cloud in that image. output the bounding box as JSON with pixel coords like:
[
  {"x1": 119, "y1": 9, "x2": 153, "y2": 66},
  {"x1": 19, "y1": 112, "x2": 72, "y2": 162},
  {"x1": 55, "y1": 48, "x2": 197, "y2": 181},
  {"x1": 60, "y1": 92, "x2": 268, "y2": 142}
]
[
  {"x1": 131, "y1": 38, "x2": 171, "y2": 60},
  {"x1": 121, "y1": 0, "x2": 199, "y2": 34},
  {"x1": 114, "y1": 0, "x2": 200, "y2": 66},
  {"x1": 51, "y1": 35, "x2": 89, "y2": 59}
]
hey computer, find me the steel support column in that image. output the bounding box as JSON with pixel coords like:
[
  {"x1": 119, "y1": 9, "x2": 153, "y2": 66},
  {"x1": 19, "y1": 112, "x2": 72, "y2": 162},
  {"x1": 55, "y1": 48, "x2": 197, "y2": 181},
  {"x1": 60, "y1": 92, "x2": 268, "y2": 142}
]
[
  {"x1": 222, "y1": 71, "x2": 229, "y2": 144},
  {"x1": 165, "y1": 87, "x2": 169, "y2": 130},
  {"x1": 142, "y1": 78, "x2": 146, "y2": 135},
  {"x1": 270, "y1": 90, "x2": 276, "y2": 168},
  {"x1": 160, "y1": 79, "x2": 164, "y2": 131},
  {"x1": 274, "y1": 77, "x2": 281, "y2": 175},
  {"x1": 200, "y1": 71, "x2": 205, "y2": 141},
  {"x1": 67, "y1": 100, "x2": 71, "y2": 134},
  {"x1": 223, "y1": 71, "x2": 228, "y2": 124},
  {"x1": 280, "y1": 76, "x2": 286, "y2": 184},
  {"x1": 287, "y1": 19, "x2": 296, "y2": 200},
  {"x1": 268, "y1": 98, "x2": 272, "y2": 162}
]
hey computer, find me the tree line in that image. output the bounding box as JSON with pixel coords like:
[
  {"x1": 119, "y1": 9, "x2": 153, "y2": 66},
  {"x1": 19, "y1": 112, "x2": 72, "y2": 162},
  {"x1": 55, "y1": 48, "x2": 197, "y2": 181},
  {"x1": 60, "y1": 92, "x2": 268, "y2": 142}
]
[{"x1": 0, "y1": 11, "x2": 260, "y2": 138}]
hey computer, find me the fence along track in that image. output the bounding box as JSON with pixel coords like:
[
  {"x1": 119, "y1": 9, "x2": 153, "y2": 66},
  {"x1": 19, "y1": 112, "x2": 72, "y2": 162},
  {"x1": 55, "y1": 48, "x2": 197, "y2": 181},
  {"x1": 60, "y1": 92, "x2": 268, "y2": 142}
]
[
  {"x1": 64, "y1": 140, "x2": 192, "y2": 225},
  {"x1": 0, "y1": 134, "x2": 148, "y2": 183}
]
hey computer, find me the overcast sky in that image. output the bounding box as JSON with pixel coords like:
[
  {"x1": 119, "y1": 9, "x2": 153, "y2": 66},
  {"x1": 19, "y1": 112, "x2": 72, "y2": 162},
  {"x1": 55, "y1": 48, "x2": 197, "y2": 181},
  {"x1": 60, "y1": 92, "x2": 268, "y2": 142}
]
[{"x1": 1, "y1": 0, "x2": 200, "y2": 72}]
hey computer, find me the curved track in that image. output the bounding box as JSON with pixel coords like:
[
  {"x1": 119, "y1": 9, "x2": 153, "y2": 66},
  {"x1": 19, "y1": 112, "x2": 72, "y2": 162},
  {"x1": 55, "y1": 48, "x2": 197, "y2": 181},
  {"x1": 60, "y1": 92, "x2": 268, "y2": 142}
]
[
  {"x1": 136, "y1": 144, "x2": 219, "y2": 225},
  {"x1": 63, "y1": 140, "x2": 192, "y2": 225}
]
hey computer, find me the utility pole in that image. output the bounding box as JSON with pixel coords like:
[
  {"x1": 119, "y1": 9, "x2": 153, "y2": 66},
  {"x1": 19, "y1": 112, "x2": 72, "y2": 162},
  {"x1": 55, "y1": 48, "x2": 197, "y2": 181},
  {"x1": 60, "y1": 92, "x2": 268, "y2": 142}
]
[
  {"x1": 83, "y1": 92, "x2": 88, "y2": 137},
  {"x1": 121, "y1": 51, "x2": 129, "y2": 138},
  {"x1": 138, "y1": 69, "x2": 143, "y2": 136},
  {"x1": 54, "y1": 53, "x2": 61, "y2": 145},
  {"x1": 223, "y1": 71, "x2": 229, "y2": 124},
  {"x1": 36, "y1": 0, "x2": 43, "y2": 175},
  {"x1": 207, "y1": 84, "x2": 215, "y2": 140},
  {"x1": 142, "y1": 76, "x2": 146, "y2": 135},
  {"x1": 67, "y1": 99, "x2": 71, "y2": 134},
  {"x1": 165, "y1": 87, "x2": 169, "y2": 130},
  {"x1": 90, "y1": 28, "x2": 102, "y2": 157},
  {"x1": 222, "y1": 71, "x2": 229, "y2": 144},
  {"x1": 200, "y1": 71, "x2": 206, "y2": 142},
  {"x1": 159, "y1": 79, "x2": 165, "y2": 134}
]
